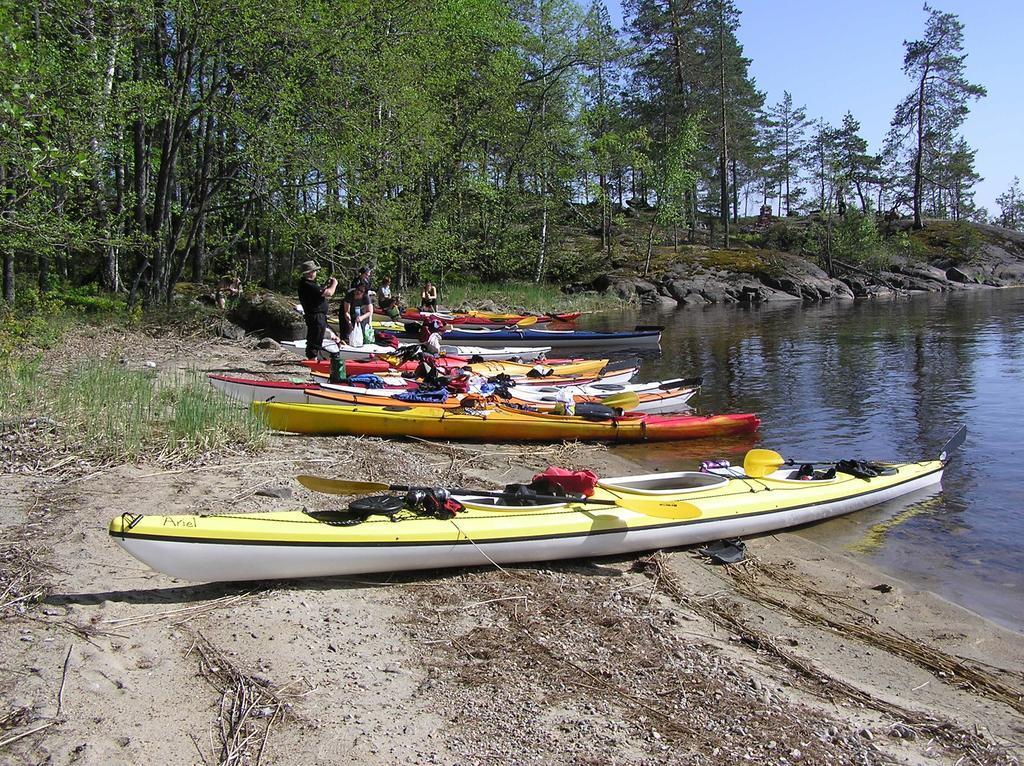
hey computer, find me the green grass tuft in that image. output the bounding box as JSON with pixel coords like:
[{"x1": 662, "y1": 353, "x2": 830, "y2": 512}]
[
  {"x1": 439, "y1": 281, "x2": 616, "y2": 314},
  {"x1": 0, "y1": 356, "x2": 267, "y2": 463}
]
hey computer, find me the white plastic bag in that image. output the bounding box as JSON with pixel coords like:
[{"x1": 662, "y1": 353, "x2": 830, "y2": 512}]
[
  {"x1": 554, "y1": 386, "x2": 575, "y2": 416},
  {"x1": 348, "y1": 325, "x2": 364, "y2": 347}
]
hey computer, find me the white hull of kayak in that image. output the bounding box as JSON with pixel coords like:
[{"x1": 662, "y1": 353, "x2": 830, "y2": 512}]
[
  {"x1": 112, "y1": 469, "x2": 942, "y2": 582},
  {"x1": 280, "y1": 339, "x2": 552, "y2": 362},
  {"x1": 209, "y1": 375, "x2": 312, "y2": 405},
  {"x1": 425, "y1": 328, "x2": 662, "y2": 349},
  {"x1": 210, "y1": 368, "x2": 645, "y2": 407}
]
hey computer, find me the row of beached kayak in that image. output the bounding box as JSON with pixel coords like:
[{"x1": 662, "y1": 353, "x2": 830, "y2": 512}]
[
  {"x1": 209, "y1": 348, "x2": 760, "y2": 443},
  {"x1": 239, "y1": 326, "x2": 748, "y2": 443},
  {"x1": 105, "y1": 307, "x2": 966, "y2": 583}
]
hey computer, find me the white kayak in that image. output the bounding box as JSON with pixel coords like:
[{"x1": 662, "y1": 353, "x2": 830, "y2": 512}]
[
  {"x1": 209, "y1": 367, "x2": 661, "y2": 408},
  {"x1": 280, "y1": 339, "x2": 552, "y2": 362}
]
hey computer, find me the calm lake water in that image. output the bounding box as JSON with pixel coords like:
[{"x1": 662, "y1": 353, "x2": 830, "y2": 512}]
[{"x1": 583, "y1": 288, "x2": 1024, "y2": 632}]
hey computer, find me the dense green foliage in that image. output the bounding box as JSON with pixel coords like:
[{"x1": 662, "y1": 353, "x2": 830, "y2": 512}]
[{"x1": 0, "y1": 1, "x2": 1001, "y2": 309}]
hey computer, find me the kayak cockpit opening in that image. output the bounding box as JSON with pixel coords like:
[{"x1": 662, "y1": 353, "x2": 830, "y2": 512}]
[
  {"x1": 765, "y1": 465, "x2": 841, "y2": 483},
  {"x1": 457, "y1": 496, "x2": 568, "y2": 511},
  {"x1": 598, "y1": 471, "x2": 729, "y2": 495}
]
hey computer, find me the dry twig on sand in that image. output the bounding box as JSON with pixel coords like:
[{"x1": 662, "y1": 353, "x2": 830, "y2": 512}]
[
  {"x1": 102, "y1": 592, "x2": 253, "y2": 629},
  {"x1": 0, "y1": 544, "x2": 49, "y2": 617},
  {"x1": 191, "y1": 631, "x2": 289, "y2": 766}
]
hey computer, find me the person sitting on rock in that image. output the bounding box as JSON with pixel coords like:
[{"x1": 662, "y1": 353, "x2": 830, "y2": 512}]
[{"x1": 215, "y1": 275, "x2": 242, "y2": 309}]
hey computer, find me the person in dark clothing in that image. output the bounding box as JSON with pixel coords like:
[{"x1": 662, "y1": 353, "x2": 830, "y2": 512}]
[
  {"x1": 420, "y1": 281, "x2": 438, "y2": 311},
  {"x1": 297, "y1": 260, "x2": 337, "y2": 359},
  {"x1": 340, "y1": 283, "x2": 373, "y2": 344},
  {"x1": 351, "y1": 265, "x2": 372, "y2": 291}
]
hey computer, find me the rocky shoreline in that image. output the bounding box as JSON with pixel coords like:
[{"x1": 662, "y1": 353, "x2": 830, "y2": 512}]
[{"x1": 594, "y1": 223, "x2": 1024, "y2": 308}]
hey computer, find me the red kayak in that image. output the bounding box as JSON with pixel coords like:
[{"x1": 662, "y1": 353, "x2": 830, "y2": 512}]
[
  {"x1": 400, "y1": 309, "x2": 582, "y2": 328},
  {"x1": 299, "y1": 356, "x2": 586, "y2": 376}
]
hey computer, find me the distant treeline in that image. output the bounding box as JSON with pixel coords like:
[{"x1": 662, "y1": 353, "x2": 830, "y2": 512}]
[{"x1": 1, "y1": 0, "x2": 1016, "y2": 308}]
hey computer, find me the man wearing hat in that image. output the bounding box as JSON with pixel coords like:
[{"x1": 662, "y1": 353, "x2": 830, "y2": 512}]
[{"x1": 297, "y1": 260, "x2": 337, "y2": 359}]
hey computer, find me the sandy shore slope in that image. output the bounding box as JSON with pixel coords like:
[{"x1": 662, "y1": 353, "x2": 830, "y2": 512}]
[{"x1": 1, "y1": 330, "x2": 1021, "y2": 765}]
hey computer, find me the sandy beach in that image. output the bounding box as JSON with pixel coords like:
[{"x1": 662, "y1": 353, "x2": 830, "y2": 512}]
[{"x1": 2, "y1": 330, "x2": 1022, "y2": 765}]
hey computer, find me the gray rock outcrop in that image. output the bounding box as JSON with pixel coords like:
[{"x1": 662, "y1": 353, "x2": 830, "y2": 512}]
[
  {"x1": 230, "y1": 291, "x2": 307, "y2": 340},
  {"x1": 586, "y1": 225, "x2": 1024, "y2": 309}
]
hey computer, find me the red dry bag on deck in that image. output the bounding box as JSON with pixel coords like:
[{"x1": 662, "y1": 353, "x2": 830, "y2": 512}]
[
  {"x1": 531, "y1": 466, "x2": 599, "y2": 497},
  {"x1": 374, "y1": 330, "x2": 400, "y2": 349}
]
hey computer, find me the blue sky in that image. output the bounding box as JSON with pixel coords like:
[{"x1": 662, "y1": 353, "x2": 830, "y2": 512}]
[{"x1": 607, "y1": 1, "x2": 1020, "y2": 216}]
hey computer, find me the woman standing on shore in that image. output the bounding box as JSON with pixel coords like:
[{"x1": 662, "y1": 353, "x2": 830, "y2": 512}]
[
  {"x1": 341, "y1": 283, "x2": 372, "y2": 346},
  {"x1": 420, "y1": 281, "x2": 438, "y2": 311}
]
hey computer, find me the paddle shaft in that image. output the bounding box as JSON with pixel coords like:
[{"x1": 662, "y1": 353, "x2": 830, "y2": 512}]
[
  {"x1": 743, "y1": 424, "x2": 967, "y2": 478},
  {"x1": 296, "y1": 475, "x2": 615, "y2": 506},
  {"x1": 296, "y1": 475, "x2": 700, "y2": 519},
  {"x1": 392, "y1": 484, "x2": 616, "y2": 506}
]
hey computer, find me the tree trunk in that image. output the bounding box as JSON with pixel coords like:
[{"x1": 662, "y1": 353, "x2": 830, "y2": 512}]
[
  {"x1": 2, "y1": 250, "x2": 13, "y2": 305},
  {"x1": 912, "y1": 61, "x2": 929, "y2": 230},
  {"x1": 718, "y1": 3, "x2": 729, "y2": 248},
  {"x1": 644, "y1": 219, "x2": 656, "y2": 276},
  {"x1": 855, "y1": 179, "x2": 867, "y2": 212},
  {"x1": 731, "y1": 157, "x2": 739, "y2": 223},
  {"x1": 1, "y1": 147, "x2": 13, "y2": 299}
]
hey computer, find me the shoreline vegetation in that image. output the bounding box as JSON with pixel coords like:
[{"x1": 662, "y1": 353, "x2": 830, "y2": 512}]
[{"x1": 10, "y1": 215, "x2": 1023, "y2": 358}]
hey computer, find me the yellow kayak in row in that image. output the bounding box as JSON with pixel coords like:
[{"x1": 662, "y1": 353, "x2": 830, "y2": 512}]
[
  {"x1": 254, "y1": 399, "x2": 760, "y2": 442},
  {"x1": 108, "y1": 448, "x2": 951, "y2": 582}
]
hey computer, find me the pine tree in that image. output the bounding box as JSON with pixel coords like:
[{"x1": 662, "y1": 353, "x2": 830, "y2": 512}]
[
  {"x1": 807, "y1": 119, "x2": 838, "y2": 214},
  {"x1": 888, "y1": 5, "x2": 986, "y2": 229},
  {"x1": 765, "y1": 91, "x2": 809, "y2": 216},
  {"x1": 834, "y1": 112, "x2": 881, "y2": 213},
  {"x1": 995, "y1": 178, "x2": 1024, "y2": 231}
]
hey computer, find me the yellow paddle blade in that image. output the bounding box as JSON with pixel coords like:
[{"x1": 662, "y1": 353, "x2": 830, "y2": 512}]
[
  {"x1": 297, "y1": 475, "x2": 389, "y2": 494},
  {"x1": 743, "y1": 448, "x2": 786, "y2": 478},
  {"x1": 514, "y1": 315, "x2": 538, "y2": 327},
  {"x1": 599, "y1": 390, "x2": 640, "y2": 411},
  {"x1": 614, "y1": 498, "x2": 702, "y2": 520}
]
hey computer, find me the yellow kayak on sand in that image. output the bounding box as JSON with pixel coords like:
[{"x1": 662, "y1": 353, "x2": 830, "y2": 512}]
[{"x1": 108, "y1": 444, "x2": 954, "y2": 583}]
